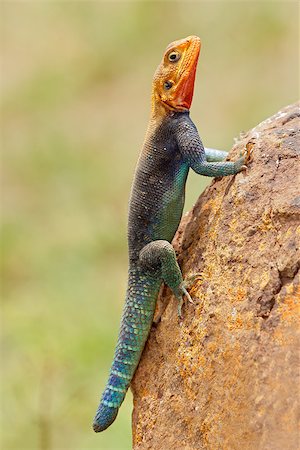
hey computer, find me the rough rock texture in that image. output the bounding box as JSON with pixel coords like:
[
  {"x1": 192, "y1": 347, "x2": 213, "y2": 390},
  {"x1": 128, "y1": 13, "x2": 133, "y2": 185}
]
[{"x1": 131, "y1": 102, "x2": 300, "y2": 450}]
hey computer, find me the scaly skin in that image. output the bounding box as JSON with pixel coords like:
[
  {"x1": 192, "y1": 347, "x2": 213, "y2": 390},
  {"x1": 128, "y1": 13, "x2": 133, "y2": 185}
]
[{"x1": 93, "y1": 35, "x2": 251, "y2": 432}]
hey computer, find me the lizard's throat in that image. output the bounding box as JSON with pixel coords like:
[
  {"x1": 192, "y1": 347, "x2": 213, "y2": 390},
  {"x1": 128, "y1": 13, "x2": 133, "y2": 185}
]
[
  {"x1": 175, "y1": 62, "x2": 198, "y2": 110},
  {"x1": 154, "y1": 63, "x2": 199, "y2": 113}
]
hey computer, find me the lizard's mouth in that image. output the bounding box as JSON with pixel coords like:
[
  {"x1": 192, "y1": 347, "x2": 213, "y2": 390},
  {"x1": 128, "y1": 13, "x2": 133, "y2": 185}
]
[{"x1": 166, "y1": 37, "x2": 201, "y2": 112}]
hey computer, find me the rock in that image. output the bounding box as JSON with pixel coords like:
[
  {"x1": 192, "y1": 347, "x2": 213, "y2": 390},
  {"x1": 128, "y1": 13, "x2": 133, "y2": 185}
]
[{"x1": 131, "y1": 102, "x2": 300, "y2": 450}]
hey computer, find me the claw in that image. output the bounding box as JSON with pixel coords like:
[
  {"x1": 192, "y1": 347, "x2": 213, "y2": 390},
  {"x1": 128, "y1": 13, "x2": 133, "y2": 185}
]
[
  {"x1": 182, "y1": 272, "x2": 203, "y2": 289},
  {"x1": 176, "y1": 273, "x2": 202, "y2": 318},
  {"x1": 181, "y1": 285, "x2": 194, "y2": 305},
  {"x1": 176, "y1": 280, "x2": 197, "y2": 318},
  {"x1": 238, "y1": 142, "x2": 253, "y2": 172},
  {"x1": 178, "y1": 299, "x2": 183, "y2": 319},
  {"x1": 244, "y1": 141, "x2": 254, "y2": 164}
]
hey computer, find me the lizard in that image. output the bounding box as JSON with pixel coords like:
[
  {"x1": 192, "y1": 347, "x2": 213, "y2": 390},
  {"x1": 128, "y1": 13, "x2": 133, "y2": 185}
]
[{"x1": 93, "y1": 35, "x2": 251, "y2": 432}]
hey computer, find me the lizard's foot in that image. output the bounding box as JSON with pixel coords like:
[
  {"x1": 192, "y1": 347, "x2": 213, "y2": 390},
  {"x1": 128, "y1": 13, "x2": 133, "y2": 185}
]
[
  {"x1": 182, "y1": 272, "x2": 203, "y2": 290},
  {"x1": 177, "y1": 287, "x2": 193, "y2": 319},
  {"x1": 235, "y1": 141, "x2": 254, "y2": 172},
  {"x1": 176, "y1": 275, "x2": 202, "y2": 318},
  {"x1": 245, "y1": 141, "x2": 254, "y2": 163},
  {"x1": 239, "y1": 141, "x2": 254, "y2": 170}
]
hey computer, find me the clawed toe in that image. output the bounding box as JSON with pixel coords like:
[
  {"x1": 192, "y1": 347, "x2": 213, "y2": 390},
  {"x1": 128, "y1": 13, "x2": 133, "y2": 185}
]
[
  {"x1": 181, "y1": 285, "x2": 194, "y2": 304},
  {"x1": 244, "y1": 141, "x2": 254, "y2": 164},
  {"x1": 175, "y1": 273, "x2": 203, "y2": 318},
  {"x1": 182, "y1": 272, "x2": 202, "y2": 289},
  {"x1": 176, "y1": 282, "x2": 197, "y2": 318}
]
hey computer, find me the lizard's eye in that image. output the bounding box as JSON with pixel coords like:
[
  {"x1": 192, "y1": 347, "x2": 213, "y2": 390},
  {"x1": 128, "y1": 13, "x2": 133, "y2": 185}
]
[
  {"x1": 164, "y1": 81, "x2": 173, "y2": 90},
  {"x1": 168, "y1": 51, "x2": 181, "y2": 62}
]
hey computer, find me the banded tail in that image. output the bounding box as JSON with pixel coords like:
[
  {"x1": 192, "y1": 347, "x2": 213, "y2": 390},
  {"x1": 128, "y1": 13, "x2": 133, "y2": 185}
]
[{"x1": 93, "y1": 269, "x2": 161, "y2": 432}]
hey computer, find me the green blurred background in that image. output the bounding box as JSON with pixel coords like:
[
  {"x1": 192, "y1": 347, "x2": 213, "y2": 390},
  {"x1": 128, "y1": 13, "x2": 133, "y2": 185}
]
[{"x1": 1, "y1": 1, "x2": 298, "y2": 449}]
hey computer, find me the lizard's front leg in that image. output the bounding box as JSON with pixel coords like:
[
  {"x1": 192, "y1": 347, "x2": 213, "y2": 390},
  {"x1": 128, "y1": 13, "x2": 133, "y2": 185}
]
[
  {"x1": 176, "y1": 119, "x2": 253, "y2": 177},
  {"x1": 139, "y1": 240, "x2": 193, "y2": 318},
  {"x1": 193, "y1": 143, "x2": 252, "y2": 177}
]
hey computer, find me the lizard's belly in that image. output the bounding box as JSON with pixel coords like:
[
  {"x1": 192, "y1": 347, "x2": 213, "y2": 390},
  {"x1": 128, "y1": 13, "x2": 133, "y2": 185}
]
[
  {"x1": 153, "y1": 191, "x2": 185, "y2": 242},
  {"x1": 128, "y1": 152, "x2": 189, "y2": 260},
  {"x1": 152, "y1": 167, "x2": 188, "y2": 242}
]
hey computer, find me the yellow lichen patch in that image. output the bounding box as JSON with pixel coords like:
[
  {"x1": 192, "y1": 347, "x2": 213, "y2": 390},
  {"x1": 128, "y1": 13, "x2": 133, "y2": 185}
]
[
  {"x1": 277, "y1": 283, "x2": 300, "y2": 325},
  {"x1": 258, "y1": 208, "x2": 275, "y2": 232},
  {"x1": 207, "y1": 227, "x2": 218, "y2": 244},
  {"x1": 199, "y1": 263, "x2": 214, "y2": 281},
  {"x1": 226, "y1": 310, "x2": 255, "y2": 332},
  {"x1": 178, "y1": 351, "x2": 203, "y2": 379},
  {"x1": 200, "y1": 198, "x2": 214, "y2": 213},
  {"x1": 251, "y1": 269, "x2": 272, "y2": 290},
  {"x1": 227, "y1": 286, "x2": 247, "y2": 303},
  {"x1": 200, "y1": 410, "x2": 223, "y2": 448},
  {"x1": 210, "y1": 194, "x2": 224, "y2": 213},
  {"x1": 219, "y1": 339, "x2": 242, "y2": 362},
  {"x1": 203, "y1": 197, "x2": 225, "y2": 243},
  {"x1": 138, "y1": 385, "x2": 151, "y2": 399},
  {"x1": 259, "y1": 270, "x2": 271, "y2": 290},
  {"x1": 259, "y1": 241, "x2": 266, "y2": 252},
  {"x1": 284, "y1": 227, "x2": 293, "y2": 239},
  {"x1": 207, "y1": 341, "x2": 218, "y2": 354},
  {"x1": 236, "y1": 287, "x2": 247, "y2": 301},
  {"x1": 229, "y1": 232, "x2": 246, "y2": 247},
  {"x1": 273, "y1": 282, "x2": 299, "y2": 346},
  {"x1": 133, "y1": 402, "x2": 157, "y2": 445},
  {"x1": 197, "y1": 221, "x2": 207, "y2": 236},
  {"x1": 241, "y1": 267, "x2": 254, "y2": 287},
  {"x1": 175, "y1": 320, "x2": 211, "y2": 400},
  {"x1": 201, "y1": 195, "x2": 223, "y2": 217},
  {"x1": 229, "y1": 217, "x2": 239, "y2": 233},
  {"x1": 177, "y1": 357, "x2": 202, "y2": 401},
  {"x1": 133, "y1": 408, "x2": 148, "y2": 445}
]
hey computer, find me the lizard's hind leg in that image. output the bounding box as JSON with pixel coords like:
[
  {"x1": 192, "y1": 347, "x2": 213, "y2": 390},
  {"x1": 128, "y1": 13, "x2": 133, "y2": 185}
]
[{"x1": 139, "y1": 240, "x2": 193, "y2": 318}]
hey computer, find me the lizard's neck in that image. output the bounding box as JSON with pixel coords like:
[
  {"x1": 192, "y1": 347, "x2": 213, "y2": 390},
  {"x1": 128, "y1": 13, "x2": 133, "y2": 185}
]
[
  {"x1": 150, "y1": 90, "x2": 170, "y2": 121},
  {"x1": 150, "y1": 90, "x2": 189, "y2": 124}
]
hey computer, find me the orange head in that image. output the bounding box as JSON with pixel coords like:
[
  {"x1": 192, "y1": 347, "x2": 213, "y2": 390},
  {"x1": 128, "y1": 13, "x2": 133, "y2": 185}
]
[{"x1": 152, "y1": 35, "x2": 201, "y2": 115}]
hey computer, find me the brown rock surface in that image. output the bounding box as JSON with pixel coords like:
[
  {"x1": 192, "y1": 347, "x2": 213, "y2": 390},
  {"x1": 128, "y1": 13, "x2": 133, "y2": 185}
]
[{"x1": 131, "y1": 102, "x2": 300, "y2": 450}]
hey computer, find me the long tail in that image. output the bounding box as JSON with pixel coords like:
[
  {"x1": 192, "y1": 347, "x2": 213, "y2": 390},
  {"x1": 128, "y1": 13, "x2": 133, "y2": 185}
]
[{"x1": 93, "y1": 269, "x2": 160, "y2": 432}]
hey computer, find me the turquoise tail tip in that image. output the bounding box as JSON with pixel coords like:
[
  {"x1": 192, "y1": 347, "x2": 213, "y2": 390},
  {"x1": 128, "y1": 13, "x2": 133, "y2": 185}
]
[{"x1": 92, "y1": 403, "x2": 119, "y2": 432}]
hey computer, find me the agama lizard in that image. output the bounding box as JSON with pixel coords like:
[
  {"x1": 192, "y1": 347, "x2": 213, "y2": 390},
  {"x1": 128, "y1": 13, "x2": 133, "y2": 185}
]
[{"x1": 93, "y1": 35, "x2": 251, "y2": 432}]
